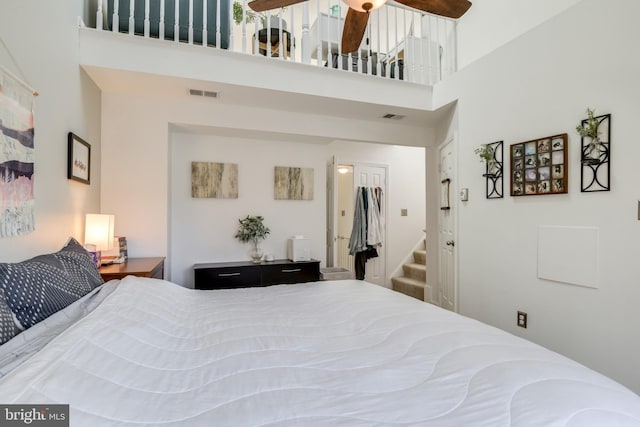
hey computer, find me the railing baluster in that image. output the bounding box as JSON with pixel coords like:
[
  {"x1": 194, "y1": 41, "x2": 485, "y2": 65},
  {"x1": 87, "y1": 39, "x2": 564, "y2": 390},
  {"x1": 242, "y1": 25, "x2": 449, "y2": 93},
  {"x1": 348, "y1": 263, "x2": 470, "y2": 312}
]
[
  {"x1": 129, "y1": 0, "x2": 135, "y2": 34},
  {"x1": 202, "y1": 0, "x2": 208, "y2": 47},
  {"x1": 253, "y1": 16, "x2": 259, "y2": 56},
  {"x1": 385, "y1": 6, "x2": 390, "y2": 79},
  {"x1": 393, "y1": 6, "x2": 398, "y2": 80},
  {"x1": 174, "y1": 0, "x2": 180, "y2": 42},
  {"x1": 266, "y1": 11, "x2": 272, "y2": 57},
  {"x1": 450, "y1": 21, "x2": 458, "y2": 74},
  {"x1": 241, "y1": 0, "x2": 247, "y2": 53},
  {"x1": 366, "y1": 20, "x2": 371, "y2": 75},
  {"x1": 417, "y1": 13, "x2": 424, "y2": 85},
  {"x1": 144, "y1": 0, "x2": 150, "y2": 37},
  {"x1": 216, "y1": 0, "x2": 221, "y2": 47},
  {"x1": 279, "y1": 9, "x2": 283, "y2": 59},
  {"x1": 159, "y1": 0, "x2": 165, "y2": 40},
  {"x1": 376, "y1": 9, "x2": 381, "y2": 78},
  {"x1": 337, "y1": 1, "x2": 342, "y2": 69},
  {"x1": 290, "y1": 6, "x2": 295, "y2": 60},
  {"x1": 302, "y1": 2, "x2": 310, "y2": 63},
  {"x1": 96, "y1": 1, "x2": 103, "y2": 30},
  {"x1": 113, "y1": 0, "x2": 119, "y2": 32},
  {"x1": 326, "y1": 0, "x2": 332, "y2": 69},
  {"x1": 188, "y1": 0, "x2": 193, "y2": 44},
  {"x1": 426, "y1": 14, "x2": 432, "y2": 84},
  {"x1": 228, "y1": 0, "x2": 233, "y2": 49},
  {"x1": 316, "y1": 0, "x2": 321, "y2": 65},
  {"x1": 403, "y1": 8, "x2": 408, "y2": 82}
]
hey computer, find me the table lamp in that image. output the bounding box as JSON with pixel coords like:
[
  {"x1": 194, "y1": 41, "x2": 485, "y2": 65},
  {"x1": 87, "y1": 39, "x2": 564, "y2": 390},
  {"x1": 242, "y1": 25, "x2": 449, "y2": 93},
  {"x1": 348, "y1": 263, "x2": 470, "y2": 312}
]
[{"x1": 84, "y1": 214, "x2": 115, "y2": 266}]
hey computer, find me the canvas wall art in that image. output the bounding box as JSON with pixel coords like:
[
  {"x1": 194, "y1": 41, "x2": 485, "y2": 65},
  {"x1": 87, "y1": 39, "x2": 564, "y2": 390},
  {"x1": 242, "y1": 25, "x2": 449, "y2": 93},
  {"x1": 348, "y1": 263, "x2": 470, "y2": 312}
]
[
  {"x1": 0, "y1": 68, "x2": 35, "y2": 237},
  {"x1": 191, "y1": 161, "x2": 238, "y2": 199},
  {"x1": 274, "y1": 166, "x2": 313, "y2": 200}
]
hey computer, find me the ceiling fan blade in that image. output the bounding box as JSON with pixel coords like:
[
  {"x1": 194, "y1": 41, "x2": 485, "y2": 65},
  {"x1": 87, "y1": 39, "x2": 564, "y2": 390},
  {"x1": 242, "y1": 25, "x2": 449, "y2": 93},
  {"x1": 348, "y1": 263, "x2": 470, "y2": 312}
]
[
  {"x1": 248, "y1": 0, "x2": 307, "y2": 13},
  {"x1": 341, "y1": 8, "x2": 370, "y2": 54},
  {"x1": 394, "y1": 0, "x2": 471, "y2": 19}
]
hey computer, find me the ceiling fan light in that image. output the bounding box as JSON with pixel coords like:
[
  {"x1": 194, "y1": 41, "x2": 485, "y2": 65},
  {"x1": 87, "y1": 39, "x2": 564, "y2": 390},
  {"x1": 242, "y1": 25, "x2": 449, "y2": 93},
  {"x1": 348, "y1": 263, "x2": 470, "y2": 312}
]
[{"x1": 342, "y1": 0, "x2": 386, "y2": 13}]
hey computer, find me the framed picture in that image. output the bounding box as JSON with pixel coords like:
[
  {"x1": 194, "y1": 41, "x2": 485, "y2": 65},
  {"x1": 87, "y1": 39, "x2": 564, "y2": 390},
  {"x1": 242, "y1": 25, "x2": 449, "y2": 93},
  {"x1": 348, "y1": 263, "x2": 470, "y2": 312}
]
[
  {"x1": 67, "y1": 132, "x2": 90, "y2": 184},
  {"x1": 510, "y1": 133, "x2": 568, "y2": 197}
]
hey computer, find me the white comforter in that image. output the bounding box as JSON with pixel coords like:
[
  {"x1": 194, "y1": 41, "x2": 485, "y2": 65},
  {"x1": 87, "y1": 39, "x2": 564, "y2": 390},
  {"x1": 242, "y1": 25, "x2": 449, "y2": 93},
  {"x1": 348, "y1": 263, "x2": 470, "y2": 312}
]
[{"x1": 0, "y1": 277, "x2": 639, "y2": 426}]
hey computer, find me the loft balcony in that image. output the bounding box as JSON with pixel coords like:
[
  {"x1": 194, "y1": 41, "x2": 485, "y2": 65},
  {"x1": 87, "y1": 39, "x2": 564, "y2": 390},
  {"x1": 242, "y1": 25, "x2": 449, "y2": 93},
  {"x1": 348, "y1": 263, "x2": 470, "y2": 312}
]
[{"x1": 79, "y1": 0, "x2": 459, "y2": 111}]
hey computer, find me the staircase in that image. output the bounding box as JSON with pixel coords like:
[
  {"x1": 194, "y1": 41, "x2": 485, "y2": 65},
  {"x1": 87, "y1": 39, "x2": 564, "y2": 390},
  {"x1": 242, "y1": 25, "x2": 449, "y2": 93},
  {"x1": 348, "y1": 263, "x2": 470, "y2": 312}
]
[{"x1": 391, "y1": 241, "x2": 426, "y2": 300}]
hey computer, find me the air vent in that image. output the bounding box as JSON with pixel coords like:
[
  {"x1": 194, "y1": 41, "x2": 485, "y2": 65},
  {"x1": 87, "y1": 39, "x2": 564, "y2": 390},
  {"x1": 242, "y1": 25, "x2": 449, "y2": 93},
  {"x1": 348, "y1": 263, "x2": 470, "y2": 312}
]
[
  {"x1": 188, "y1": 89, "x2": 219, "y2": 98},
  {"x1": 382, "y1": 113, "x2": 405, "y2": 120}
]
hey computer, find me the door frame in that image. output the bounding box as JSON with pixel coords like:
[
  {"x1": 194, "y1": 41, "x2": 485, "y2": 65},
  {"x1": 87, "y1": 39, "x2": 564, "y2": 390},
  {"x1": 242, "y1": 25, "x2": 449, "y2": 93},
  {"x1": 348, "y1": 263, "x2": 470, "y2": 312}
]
[
  {"x1": 328, "y1": 158, "x2": 389, "y2": 285},
  {"x1": 436, "y1": 134, "x2": 459, "y2": 312}
]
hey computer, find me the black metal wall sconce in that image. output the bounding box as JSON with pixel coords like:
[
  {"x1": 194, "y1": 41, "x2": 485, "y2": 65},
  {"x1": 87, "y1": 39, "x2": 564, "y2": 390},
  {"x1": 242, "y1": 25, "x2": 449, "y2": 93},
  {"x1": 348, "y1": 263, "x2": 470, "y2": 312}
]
[
  {"x1": 579, "y1": 113, "x2": 611, "y2": 192},
  {"x1": 482, "y1": 141, "x2": 503, "y2": 199}
]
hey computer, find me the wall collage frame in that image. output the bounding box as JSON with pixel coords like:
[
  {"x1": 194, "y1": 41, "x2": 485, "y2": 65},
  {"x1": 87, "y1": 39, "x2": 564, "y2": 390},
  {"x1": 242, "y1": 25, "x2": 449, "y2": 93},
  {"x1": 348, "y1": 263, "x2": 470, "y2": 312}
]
[{"x1": 510, "y1": 133, "x2": 568, "y2": 197}]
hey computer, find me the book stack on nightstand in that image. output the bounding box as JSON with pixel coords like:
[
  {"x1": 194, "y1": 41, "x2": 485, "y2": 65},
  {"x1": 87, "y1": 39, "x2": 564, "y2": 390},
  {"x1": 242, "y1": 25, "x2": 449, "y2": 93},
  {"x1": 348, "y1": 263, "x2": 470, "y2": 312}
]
[{"x1": 117, "y1": 236, "x2": 128, "y2": 261}]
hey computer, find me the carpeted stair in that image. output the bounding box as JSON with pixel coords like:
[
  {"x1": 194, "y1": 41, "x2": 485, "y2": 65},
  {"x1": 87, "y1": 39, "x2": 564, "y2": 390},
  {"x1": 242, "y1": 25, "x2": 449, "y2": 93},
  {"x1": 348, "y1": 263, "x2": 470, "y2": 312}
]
[{"x1": 391, "y1": 242, "x2": 426, "y2": 300}]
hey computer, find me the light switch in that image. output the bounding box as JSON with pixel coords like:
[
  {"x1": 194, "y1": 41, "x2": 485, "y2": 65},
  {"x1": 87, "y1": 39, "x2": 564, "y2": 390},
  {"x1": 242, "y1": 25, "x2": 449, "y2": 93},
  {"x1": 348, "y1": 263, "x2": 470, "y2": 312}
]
[
  {"x1": 460, "y1": 188, "x2": 469, "y2": 201},
  {"x1": 401, "y1": 209, "x2": 408, "y2": 216}
]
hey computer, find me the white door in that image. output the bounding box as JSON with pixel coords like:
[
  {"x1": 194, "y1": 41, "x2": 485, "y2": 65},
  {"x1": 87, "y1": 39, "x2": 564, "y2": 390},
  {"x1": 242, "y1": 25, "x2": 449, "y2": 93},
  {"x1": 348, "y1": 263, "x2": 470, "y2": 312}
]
[
  {"x1": 353, "y1": 164, "x2": 387, "y2": 286},
  {"x1": 438, "y1": 139, "x2": 457, "y2": 312},
  {"x1": 326, "y1": 157, "x2": 337, "y2": 267}
]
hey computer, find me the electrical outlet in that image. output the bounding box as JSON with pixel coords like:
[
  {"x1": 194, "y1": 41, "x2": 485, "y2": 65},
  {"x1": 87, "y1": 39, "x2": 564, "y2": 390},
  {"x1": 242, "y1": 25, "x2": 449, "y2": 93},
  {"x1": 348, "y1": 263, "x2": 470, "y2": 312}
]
[{"x1": 517, "y1": 311, "x2": 527, "y2": 328}]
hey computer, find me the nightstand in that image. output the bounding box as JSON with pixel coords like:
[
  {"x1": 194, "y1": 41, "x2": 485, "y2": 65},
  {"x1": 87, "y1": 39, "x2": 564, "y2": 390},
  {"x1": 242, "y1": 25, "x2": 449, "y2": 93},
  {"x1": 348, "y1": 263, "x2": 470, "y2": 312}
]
[{"x1": 99, "y1": 257, "x2": 165, "y2": 281}]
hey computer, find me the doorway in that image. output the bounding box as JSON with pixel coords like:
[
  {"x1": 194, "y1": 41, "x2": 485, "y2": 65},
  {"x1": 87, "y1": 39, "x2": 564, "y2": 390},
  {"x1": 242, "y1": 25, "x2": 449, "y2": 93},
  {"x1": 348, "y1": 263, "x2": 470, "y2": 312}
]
[{"x1": 330, "y1": 161, "x2": 387, "y2": 287}]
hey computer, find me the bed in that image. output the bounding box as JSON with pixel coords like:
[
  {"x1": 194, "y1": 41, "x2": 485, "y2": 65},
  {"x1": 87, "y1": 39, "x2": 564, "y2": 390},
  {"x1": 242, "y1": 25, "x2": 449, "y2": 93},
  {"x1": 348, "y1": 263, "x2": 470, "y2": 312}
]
[{"x1": 1, "y1": 270, "x2": 639, "y2": 425}]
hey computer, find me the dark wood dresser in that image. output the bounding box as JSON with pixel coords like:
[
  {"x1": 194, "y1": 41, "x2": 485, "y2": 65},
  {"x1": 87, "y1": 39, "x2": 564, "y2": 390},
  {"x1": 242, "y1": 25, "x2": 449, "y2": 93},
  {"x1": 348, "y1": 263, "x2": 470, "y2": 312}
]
[{"x1": 193, "y1": 259, "x2": 320, "y2": 290}]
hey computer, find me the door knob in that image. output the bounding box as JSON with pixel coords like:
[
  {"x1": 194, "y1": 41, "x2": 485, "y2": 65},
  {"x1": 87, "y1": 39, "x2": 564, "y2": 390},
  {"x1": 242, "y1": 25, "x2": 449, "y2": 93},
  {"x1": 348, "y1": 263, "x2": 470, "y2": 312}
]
[{"x1": 446, "y1": 240, "x2": 455, "y2": 246}]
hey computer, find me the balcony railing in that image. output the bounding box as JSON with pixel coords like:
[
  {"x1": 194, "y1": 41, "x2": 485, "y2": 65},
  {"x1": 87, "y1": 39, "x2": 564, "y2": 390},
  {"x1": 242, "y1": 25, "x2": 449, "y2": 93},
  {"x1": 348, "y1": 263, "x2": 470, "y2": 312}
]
[{"x1": 93, "y1": 0, "x2": 458, "y2": 85}]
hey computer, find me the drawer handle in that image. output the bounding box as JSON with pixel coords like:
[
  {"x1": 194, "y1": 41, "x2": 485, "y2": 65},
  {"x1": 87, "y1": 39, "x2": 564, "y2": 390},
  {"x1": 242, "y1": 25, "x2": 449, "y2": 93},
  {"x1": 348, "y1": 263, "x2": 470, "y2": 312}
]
[
  {"x1": 281, "y1": 268, "x2": 302, "y2": 273},
  {"x1": 218, "y1": 272, "x2": 241, "y2": 277}
]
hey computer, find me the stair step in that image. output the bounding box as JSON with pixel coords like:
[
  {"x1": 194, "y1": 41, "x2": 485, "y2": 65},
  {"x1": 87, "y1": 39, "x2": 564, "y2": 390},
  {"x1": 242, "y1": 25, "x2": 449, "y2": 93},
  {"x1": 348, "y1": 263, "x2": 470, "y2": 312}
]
[
  {"x1": 391, "y1": 276, "x2": 425, "y2": 300},
  {"x1": 402, "y1": 263, "x2": 426, "y2": 281},
  {"x1": 413, "y1": 249, "x2": 426, "y2": 264}
]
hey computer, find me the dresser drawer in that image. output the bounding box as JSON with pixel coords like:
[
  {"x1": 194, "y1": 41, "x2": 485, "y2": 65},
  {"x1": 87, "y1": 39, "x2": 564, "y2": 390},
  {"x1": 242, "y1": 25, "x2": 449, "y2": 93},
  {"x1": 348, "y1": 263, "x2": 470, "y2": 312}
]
[
  {"x1": 261, "y1": 261, "x2": 320, "y2": 285},
  {"x1": 194, "y1": 265, "x2": 261, "y2": 290}
]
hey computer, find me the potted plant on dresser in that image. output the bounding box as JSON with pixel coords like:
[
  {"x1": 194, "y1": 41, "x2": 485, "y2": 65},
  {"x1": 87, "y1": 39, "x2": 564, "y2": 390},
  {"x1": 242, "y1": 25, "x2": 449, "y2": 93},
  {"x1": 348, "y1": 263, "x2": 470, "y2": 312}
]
[{"x1": 234, "y1": 215, "x2": 271, "y2": 263}]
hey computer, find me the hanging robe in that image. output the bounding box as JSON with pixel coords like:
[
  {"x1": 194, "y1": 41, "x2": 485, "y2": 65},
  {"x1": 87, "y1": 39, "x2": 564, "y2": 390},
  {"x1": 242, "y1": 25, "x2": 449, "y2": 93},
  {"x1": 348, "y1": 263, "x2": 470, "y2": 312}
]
[{"x1": 367, "y1": 187, "x2": 383, "y2": 247}]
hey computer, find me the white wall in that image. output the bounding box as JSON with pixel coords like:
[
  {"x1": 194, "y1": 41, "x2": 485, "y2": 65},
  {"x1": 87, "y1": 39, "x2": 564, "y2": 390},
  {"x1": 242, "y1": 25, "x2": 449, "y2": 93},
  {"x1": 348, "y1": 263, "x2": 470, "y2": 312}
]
[
  {"x1": 457, "y1": 0, "x2": 582, "y2": 69},
  {"x1": 169, "y1": 132, "x2": 327, "y2": 287},
  {"x1": 434, "y1": 0, "x2": 640, "y2": 393},
  {"x1": 0, "y1": 0, "x2": 101, "y2": 260},
  {"x1": 101, "y1": 93, "x2": 425, "y2": 257}
]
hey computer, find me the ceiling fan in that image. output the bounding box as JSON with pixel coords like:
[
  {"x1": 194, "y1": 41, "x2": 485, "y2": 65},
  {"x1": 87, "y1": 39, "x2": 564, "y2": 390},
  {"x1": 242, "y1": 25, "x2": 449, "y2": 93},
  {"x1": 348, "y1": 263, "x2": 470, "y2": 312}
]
[{"x1": 247, "y1": 0, "x2": 472, "y2": 54}]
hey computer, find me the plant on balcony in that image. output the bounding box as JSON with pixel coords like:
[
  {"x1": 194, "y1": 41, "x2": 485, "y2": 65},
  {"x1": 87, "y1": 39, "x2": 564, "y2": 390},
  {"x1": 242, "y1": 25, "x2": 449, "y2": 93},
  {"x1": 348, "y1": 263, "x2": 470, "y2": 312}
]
[
  {"x1": 576, "y1": 107, "x2": 602, "y2": 164},
  {"x1": 234, "y1": 215, "x2": 271, "y2": 263},
  {"x1": 233, "y1": 2, "x2": 287, "y2": 29}
]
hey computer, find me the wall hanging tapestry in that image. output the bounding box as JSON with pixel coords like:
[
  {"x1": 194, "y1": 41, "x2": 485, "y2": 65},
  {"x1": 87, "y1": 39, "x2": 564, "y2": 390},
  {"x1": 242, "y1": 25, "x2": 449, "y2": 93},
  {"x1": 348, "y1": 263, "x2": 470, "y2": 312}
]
[
  {"x1": 0, "y1": 65, "x2": 35, "y2": 237},
  {"x1": 191, "y1": 161, "x2": 238, "y2": 199}
]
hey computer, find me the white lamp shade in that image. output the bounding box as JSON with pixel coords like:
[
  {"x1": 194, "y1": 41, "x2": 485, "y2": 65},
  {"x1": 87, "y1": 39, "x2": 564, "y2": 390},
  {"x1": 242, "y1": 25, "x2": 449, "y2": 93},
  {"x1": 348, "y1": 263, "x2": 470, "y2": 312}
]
[{"x1": 84, "y1": 214, "x2": 115, "y2": 251}]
